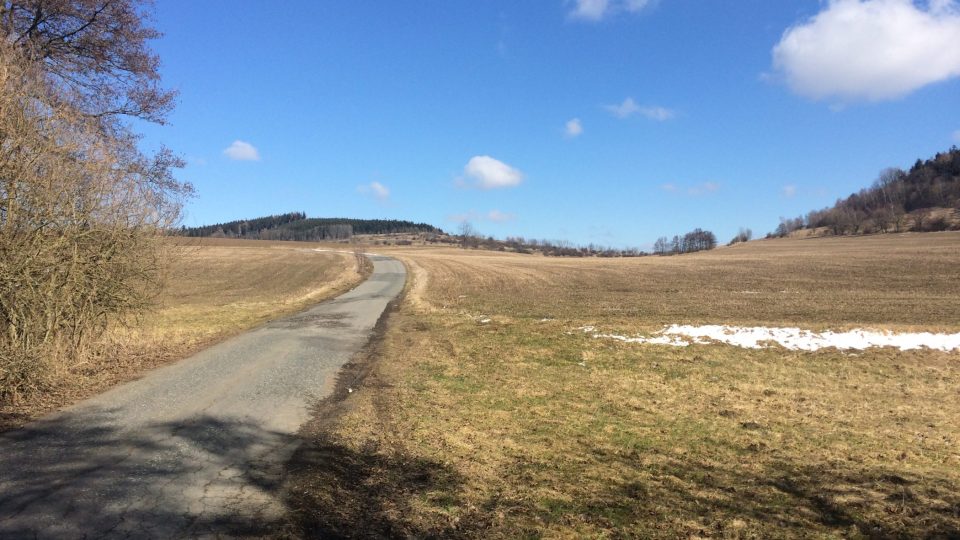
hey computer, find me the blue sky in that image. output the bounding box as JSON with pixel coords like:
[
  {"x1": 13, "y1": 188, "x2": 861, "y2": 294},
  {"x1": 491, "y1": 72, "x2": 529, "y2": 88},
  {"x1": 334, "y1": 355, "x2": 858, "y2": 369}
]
[{"x1": 138, "y1": 0, "x2": 960, "y2": 248}]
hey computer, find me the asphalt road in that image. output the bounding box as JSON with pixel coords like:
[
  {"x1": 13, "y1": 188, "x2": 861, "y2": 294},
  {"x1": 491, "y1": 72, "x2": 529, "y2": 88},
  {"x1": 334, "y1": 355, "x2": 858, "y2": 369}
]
[{"x1": 0, "y1": 254, "x2": 406, "y2": 538}]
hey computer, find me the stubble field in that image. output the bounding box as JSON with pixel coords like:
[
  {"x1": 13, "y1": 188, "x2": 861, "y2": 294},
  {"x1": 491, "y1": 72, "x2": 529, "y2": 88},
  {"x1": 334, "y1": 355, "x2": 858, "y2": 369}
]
[
  {"x1": 0, "y1": 238, "x2": 364, "y2": 431},
  {"x1": 287, "y1": 233, "x2": 960, "y2": 538}
]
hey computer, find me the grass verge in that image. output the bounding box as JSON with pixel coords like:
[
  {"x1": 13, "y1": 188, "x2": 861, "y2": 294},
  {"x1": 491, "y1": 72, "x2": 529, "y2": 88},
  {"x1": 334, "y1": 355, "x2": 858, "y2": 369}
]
[{"x1": 0, "y1": 238, "x2": 367, "y2": 432}]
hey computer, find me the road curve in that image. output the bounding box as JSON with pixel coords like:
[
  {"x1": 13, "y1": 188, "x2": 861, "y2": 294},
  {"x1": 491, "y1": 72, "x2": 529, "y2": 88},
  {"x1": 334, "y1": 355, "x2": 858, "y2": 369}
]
[{"x1": 0, "y1": 254, "x2": 406, "y2": 538}]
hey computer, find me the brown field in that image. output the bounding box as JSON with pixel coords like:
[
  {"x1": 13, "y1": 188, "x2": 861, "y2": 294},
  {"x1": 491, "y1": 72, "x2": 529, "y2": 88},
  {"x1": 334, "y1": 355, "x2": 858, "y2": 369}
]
[
  {"x1": 287, "y1": 232, "x2": 960, "y2": 538},
  {"x1": 0, "y1": 238, "x2": 365, "y2": 431}
]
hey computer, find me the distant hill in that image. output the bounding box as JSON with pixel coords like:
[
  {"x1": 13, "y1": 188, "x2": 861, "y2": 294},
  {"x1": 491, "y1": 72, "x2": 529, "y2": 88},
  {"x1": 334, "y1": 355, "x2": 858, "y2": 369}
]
[
  {"x1": 179, "y1": 212, "x2": 443, "y2": 242},
  {"x1": 772, "y1": 146, "x2": 960, "y2": 237}
]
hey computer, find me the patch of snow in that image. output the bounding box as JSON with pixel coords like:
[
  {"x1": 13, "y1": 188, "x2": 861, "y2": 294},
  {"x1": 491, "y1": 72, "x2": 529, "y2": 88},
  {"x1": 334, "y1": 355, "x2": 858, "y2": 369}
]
[
  {"x1": 593, "y1": 332, "x2": 694, "y2": 347},
  {"x1": 577, "y1": 325, "x2": 960, "y2": 352}
]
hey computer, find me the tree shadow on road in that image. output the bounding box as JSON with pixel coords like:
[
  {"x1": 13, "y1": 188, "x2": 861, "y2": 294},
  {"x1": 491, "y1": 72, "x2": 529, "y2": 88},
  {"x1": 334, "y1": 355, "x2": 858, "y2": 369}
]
[{"x1": 0, "y1": 409, "x2": 297, "y2": 537}]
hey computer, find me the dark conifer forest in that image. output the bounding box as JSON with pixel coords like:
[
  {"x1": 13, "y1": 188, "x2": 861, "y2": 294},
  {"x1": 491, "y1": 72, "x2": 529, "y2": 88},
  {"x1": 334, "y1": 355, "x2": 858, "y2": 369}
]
[{"x1": 179, "y1": 213, "x2": 442, "y2": 241}]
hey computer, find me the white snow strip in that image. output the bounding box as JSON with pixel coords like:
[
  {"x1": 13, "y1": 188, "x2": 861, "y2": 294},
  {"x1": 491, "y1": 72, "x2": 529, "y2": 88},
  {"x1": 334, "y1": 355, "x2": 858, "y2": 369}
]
[
  {"x1": 579, "y1": 325, "x2": 960, "y2": 352},
  {"x1": 595, "y1": 332, "x2": 695, "y2": 347}
]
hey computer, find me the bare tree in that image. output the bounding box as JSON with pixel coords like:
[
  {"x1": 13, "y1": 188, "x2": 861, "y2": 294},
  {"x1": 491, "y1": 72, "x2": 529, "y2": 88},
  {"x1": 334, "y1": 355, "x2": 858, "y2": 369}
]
[
  {"x1": 892, "y1": 207, "x2": 907, "y2": 233},
  {"x1": 729, "y1": 227, "x2": 752, "y2": 245},
  {"x1": 0, "y1": 42, "x2": 189, "y2": 402},
  {"x1": 911, "y1": 210, "x2": 928, "y2": 232},
  {"x1": 0, "y1": 0, "x2": 175, "y2": 126},
  {"x1": 653, "y1": 236, "x2": 669, "y2": 255},
  {"x1": 458, "y1": 221, "x2": 479, "y2": 249}
]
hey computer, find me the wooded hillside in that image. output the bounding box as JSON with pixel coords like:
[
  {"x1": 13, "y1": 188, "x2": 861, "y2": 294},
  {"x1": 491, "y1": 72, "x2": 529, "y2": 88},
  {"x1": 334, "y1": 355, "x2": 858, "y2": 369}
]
[
  {"x1": 180, "y1": 213, "x2": 442, "y2": 241},
  {"x1": 773, "y1": 146, "x2": 960, "y2": 237}
]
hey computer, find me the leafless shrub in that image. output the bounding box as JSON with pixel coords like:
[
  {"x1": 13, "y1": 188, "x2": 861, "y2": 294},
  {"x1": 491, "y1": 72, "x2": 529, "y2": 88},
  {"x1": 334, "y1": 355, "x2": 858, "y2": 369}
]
[{"x1": 0, "y1": 44, "x2": 190, "y2": 403}]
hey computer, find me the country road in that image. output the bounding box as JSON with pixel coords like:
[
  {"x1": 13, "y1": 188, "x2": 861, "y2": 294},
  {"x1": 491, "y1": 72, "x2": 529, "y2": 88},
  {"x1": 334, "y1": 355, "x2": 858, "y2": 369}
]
[{"x1": 0, "y1": 254, "x2": 406, "y2": 538}]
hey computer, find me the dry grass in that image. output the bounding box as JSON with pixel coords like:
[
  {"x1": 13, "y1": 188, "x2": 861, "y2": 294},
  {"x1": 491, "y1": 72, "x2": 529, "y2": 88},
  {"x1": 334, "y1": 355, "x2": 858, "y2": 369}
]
[
  {"x1": 389, "y1": 232, "x2": 960, "y2": 332},
  {"x1": 0, "y1": 238, "x2": 364, "y2": 431},
  {"x1": 289, "y1": 233, "x2": 960, "y2": 538}
]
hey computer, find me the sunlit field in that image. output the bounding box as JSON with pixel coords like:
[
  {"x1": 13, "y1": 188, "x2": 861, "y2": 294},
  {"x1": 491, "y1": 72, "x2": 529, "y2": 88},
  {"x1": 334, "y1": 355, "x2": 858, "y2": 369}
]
[{"x1": 287, "y1": 233, "x2": 960, "y2": 538}]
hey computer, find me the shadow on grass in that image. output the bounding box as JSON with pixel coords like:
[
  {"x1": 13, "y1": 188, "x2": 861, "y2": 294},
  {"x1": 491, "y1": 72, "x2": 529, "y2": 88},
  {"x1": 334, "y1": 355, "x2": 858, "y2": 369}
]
[
  {"x1": 285, "y1": 435, "x2": 488, "y2": 539},
  {"x1": 495, "y1": 450, "x2": 960, "y2": 538},
  {"x1": 284, "y1": 435, "x2": 960, "y2": 539}
]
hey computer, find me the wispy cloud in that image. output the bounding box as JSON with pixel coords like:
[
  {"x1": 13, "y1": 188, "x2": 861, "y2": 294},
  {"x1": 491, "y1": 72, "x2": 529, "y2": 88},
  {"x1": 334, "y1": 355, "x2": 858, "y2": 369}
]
[
  {"x1": 460, "y1": 155, "x2": 524, "y2": 189},
  {"x1": 605, "y1": 98, "x2": 675, "y2": 120},
  {"x1": 687, "y1": 181, "x2": 720, "y2": 196},
  {"x1": 447, "y1": 209, "x2": 517, "y2": 223},
  {"x1": 661, "y1": 181, "x2": 718, "y2": 196},
  {"x1": 569, "y1": 0, "x2": 610, "y2": 20},
  {"x1": 772, "y1": 0, "x2": 960, "y2": 103},
  {"x1": 638, "y1": 105, "x2": 675, "y2": 121},
  {"x1": 953, "y1": 129, "x2": 960, "y2": 143},
  {"x1": 568, "y1": 0, "x2": 657, "y2": 21},
  {"x1": 606, "y1": 97, "x2": 640, "y2": 118},
  {"x1": 564, "y1": 118, "x2": 583, "y2": 138},
  {"x1": 447, "y1": 212, "x2": 477, "y2": 224},
  {"x1": 358, "y1": 181, "x2": 390, "y2": 201},
  {"x1": 486, "y1": 209, "x2": 516, "y2": 222},
  {"x1": 782, "y1": 184, "x2": 798, "y2": 198},
  {"x1": 223, "y1": 140, "x2": 260, "y2": 161}
]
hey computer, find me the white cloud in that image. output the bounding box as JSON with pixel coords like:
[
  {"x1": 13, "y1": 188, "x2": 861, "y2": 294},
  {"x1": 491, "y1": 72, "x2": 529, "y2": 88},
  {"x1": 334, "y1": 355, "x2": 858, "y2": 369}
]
[
  {"x1": 568, "y1": 0, "x2": 656, "y2": 21},
  {"x1": 370, "y1": 181, "x2": 389, "y2": 200},
  {"x1": 660, "y1": 183, "x2": 677, "y2": 192},
  {"x1": 570, "y1": 0, "x2": 610, "y2": 20},
  {"x1": 605, "y1": 98, "x2": 675, "y2": 120},
  {"x1": 625, "y1": 0, "x2": 655, "y2": 11},
  {"x1": 565, "y1": 118, "x2": 583, "y2": 137},
  {"x1": 953, "y1": 129, "x2": 960, "y2": 142},
  {"x1": 223, "y1": 140, "x2": 260, "y2": 161},
  {"x1": 773, "y1": 0, "x2": 960, "y2": 102},
  {"x1": 358, "y1": 181, "x2": 390, "y2": 201},
  {"x1": 606, "y1": 97, "x2": 640, "y2": 118},
  {"x1": 687, "y1": 181, "x2": 719, "y2": 196},
  {"x1": 487, "y1": 209, "x2": 516, "y2": 222},
  {"x1": 462, "y1": 155, "x2": 524, "y2": 189},
  {"x1": 638, "y1": 105, "x2": 675, "y2": 121},
  {"x1": 782, "y1": 184, "x2": 798, "y2": 197}
]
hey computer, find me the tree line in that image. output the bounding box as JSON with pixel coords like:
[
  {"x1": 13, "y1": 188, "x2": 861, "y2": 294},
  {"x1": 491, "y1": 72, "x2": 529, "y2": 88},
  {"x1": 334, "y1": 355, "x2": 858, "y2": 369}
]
[
  {"x1": 179, "y1": 213, "x2": 442, "y2": 241},
  {"x1": 771, "y1": 147, "x2": 960, "y2": 238},
  {"x1": 456, "y1": 222, "x2": 647, "y2": 257},
  {"x1": 1, "y1": 1, "x2": 191, "y2": 402},
  {"x1": 652, "y1": 228, "x2": 718, "y2": 255}
]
